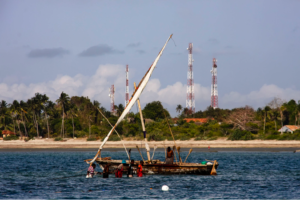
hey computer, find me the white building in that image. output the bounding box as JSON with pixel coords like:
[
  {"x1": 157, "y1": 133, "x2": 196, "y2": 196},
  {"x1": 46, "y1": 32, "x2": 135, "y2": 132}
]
[{"x1": 278, "y1": 125, "x2": 300, "y2": 134}]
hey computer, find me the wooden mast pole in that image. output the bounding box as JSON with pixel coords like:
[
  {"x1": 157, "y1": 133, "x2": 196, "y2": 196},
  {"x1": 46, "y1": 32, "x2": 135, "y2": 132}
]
[{"x1": 134, "y1": 82, "x2": 151, "y2": 161}]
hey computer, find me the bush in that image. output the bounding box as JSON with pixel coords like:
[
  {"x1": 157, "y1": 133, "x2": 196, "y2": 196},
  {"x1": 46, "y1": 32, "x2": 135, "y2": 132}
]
[
  {"x1": 108, "y1": 134, "x2": 121, "y2": 141},
  {"x1": 265, "y1": 134, "x2": 280, "y2": 140},
  {"x1": 3, "y1": 135, "x2": 19, "y2": 141},
  {"x1": 208, "y1": 136, "x2": 218, "y2": 140},
  {"x1": 277, "y1": 132, "x2": 300, "y2": 140},
  {"x1": 147, "y1": 132, "x2": 165, "y2": 141},
  {"x1": 87, "y1": 137, "x2": 97, "y2": 141},
  {"x1": 228, "y1": 129, "x2": 254, "y2": 140},
  {"x1": 194, "y1": 136, "x2": 203, "y2": 141},
  {"x1": 54, "y1": 137, "x2": 63, "y2": 141}
]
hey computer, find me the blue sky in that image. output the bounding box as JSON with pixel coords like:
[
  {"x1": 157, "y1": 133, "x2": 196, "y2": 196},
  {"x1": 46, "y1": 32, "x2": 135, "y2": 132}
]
[{"x1": 0, "y1": 0, "x2": 300, "y2": 116}]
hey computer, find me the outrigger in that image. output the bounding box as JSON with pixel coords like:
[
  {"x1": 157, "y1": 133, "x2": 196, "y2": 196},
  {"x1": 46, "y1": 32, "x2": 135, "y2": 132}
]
[{"x1": 85, "y1": 34, "x2": 219, "y2": 175}]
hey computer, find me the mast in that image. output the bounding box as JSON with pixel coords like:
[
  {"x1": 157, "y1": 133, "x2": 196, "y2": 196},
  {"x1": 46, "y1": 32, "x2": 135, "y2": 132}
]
[
  {"x1": 134, "y1": 82, "x2": 151, "y2": 161},
  {"x1": 88, "y1": 34, "x2": 173, "y2": 164}
]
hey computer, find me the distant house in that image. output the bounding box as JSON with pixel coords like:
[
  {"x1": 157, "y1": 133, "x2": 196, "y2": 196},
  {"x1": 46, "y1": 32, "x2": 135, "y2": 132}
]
[
  {"x1": 278, "y1": 125, "x2": 300, "y2": 134},
  {"x1": 2, "y1": 130, "x2": 17, "y2": 138}
]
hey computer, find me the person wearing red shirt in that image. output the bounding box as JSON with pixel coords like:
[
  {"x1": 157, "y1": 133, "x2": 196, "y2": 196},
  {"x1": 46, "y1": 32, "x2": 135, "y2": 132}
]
[{"x1": 137, "y1": 160, "x2": 144, "y2": 177}]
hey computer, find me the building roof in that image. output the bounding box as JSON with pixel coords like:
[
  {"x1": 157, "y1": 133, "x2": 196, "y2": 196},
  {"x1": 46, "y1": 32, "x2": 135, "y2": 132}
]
[
  {"x1": 279, "y1": 125, "x2": 300, "y2": 132},
  {"x1": 184, "y1": 118, "x2": 212, "y2": 123},
  {"x1": 2, "y1": 130, "x2": 17, "y2": 135}
]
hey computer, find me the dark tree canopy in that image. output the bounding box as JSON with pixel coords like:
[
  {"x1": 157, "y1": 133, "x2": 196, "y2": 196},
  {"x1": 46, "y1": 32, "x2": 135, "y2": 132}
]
[{"x1": 142, "y1": 101, "x2": 170, "y2": 120}]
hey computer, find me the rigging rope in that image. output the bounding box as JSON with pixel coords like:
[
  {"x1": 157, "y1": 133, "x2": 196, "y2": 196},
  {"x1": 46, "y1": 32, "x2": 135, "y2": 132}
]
[{"x1": 96, "y1": 107, "x2": 129, "y2": 159}]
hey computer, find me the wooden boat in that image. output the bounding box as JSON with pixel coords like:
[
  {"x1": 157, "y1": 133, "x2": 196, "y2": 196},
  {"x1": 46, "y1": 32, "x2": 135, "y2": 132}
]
[
  {"x1": 85, "y1": 34, "x2": 219, "y2": 175},
  {"x1": 85, "y1": 158, "x2": 219, "y2": 175}
]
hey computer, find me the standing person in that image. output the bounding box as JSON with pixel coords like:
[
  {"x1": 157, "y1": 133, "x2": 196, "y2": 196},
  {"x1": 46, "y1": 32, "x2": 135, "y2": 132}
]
[
  {"x1": 103, "y1": 163, "x2": 110, "y2": 178},
  {"x1": 127, "y1": 160, "x2": 134, "y2": 178},
  {"x1": 137, "y1": 160, "x2": 143, "y2": 177},
  {"x1": 165, "y1": 146, "x2": 174, "y2": 164},
  {"x1": 87, "y1": 163, "x2": 96, "y2": 178},
  {"x1": 115, "y1": 160, "x2": 126, "y2": 178}
]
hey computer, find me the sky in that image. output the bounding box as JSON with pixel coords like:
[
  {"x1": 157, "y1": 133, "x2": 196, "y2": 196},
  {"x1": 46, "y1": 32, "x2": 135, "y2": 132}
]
[{"x1": 0, "y1": 0, "x2": 300, "y2": 116}]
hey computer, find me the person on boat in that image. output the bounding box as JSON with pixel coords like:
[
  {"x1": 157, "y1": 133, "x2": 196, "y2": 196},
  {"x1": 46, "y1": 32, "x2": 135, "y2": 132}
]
[
  {"x1": 127, "y1": 159, "x2": 134, "y2": 178},
  {"x1": 103, "y1": 163, "x2": 110, "y2": 178},
  {"x1": 87, "y1": 163, "x2": 96, "y2": 178},
  {"x1": 115, "y1": 160, "x2": 126, "y2": 178},
  {"x1": 166, "y1": 146, "x2": 174, "y2": 164},
  {"x1": 137, "y1": 160, "x2": 143, "y2": 177}
]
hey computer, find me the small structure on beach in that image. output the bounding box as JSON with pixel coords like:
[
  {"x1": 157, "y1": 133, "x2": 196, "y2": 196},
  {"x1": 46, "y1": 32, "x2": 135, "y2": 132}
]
[
  {"x1": 2, "y1": 130, "x2": 17, "y2": 138},
  {"x1": 278, "y1": 125, "x2": 300, "y2": 134}
]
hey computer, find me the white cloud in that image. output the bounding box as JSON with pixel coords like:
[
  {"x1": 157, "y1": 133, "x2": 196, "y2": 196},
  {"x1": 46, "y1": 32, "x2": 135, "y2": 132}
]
[
  {"x1": 222, "y1": 84, "x2": 300, "y2": 109},
  {"x1": 1, "y1": 65, "x2": 300, "y2": 116},
  {"x1": 0, "y1": 64, "x2": 124, "y2": 107}
]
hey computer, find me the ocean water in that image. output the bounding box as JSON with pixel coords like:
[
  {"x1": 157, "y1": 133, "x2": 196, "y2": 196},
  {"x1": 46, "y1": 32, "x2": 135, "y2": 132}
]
[{"x1": 1, "y1": 149, "x2": 300, "y2": 199}]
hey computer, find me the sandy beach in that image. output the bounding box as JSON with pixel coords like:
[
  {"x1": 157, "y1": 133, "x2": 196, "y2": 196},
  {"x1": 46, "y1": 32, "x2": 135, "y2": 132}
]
[{"x1": 1, "y1": 138, "x2": 300, "y2": 150}]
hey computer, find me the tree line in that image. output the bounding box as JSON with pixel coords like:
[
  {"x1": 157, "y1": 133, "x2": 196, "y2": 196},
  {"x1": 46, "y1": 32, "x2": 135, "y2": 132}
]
[{"x1": 1, "y1": 94, "x2": 300, "y2": 141}]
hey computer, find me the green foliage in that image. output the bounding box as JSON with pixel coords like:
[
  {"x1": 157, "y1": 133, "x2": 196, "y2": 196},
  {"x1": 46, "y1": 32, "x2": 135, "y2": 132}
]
[
  {"x1": 143, "y1": 101, "x2": 170, "y2": 121},
  {"x1": 74, "y1": 130, "x2": 88, "y2": 138},
  {"x1": 54, "y1": 137, "x2": 63, "y2": 141},
  {"x1": 277, "y1": 131, "x2": 300, "y2": 140},
  {"x1": 228, "y1": 129, "x2": 254, "y2": 140},
  {"x1": 3, "y1": 135, "x2": 19, "y2": 141},
  {"x1": 108, "y1": 134, "x2": 121, "y2": 141},
  {"x1": 2, "y1": 94, "x2": 300, "y2": 141},
  {"x1": 87, "y1": 137, "x2": 97, "y2": 141}
]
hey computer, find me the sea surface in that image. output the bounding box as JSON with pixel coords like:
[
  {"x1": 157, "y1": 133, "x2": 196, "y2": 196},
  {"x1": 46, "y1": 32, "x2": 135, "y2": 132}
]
[{"x1": 1, "y1": 149, "x2": 300, "y2": 199}]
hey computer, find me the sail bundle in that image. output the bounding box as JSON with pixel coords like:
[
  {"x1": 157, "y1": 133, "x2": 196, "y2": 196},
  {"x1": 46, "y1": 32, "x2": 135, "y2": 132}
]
[{"x1": 88, "y1": 34, "x2": 172, "y2": 164}]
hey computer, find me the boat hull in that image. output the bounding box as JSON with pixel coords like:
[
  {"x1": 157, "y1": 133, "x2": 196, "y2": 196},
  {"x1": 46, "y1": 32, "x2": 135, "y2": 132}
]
[{"x1": 88, "y1": 159, "x2": 219, "y2": 175}]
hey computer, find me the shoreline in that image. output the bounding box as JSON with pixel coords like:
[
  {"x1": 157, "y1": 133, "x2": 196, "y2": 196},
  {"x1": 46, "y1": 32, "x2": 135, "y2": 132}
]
[{"x1": 1, "y1": 138, "x2": 300, "y2": 151}]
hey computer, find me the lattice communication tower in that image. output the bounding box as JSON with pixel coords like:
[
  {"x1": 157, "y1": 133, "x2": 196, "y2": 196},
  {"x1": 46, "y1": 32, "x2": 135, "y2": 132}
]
[
  {"x1": 210, "y1": 58, "x2": 218, "y2": 109},
  {"x1": 125, "y1": 65, "x2": 129, "y2": 106},
  {"x1": 186, "y1": 43, "x2": 195, "y2": 114},
  {"x1": 109, "y1": 85, "x2": 115, "y2": 114}
]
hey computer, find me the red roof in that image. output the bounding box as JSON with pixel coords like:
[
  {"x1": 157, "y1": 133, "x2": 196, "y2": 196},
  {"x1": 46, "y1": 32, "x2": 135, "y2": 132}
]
[
  {"x1": 2, "y1": 130, "x2": 17, "y2": 135},
  {"x1": 278, "y1": 125, "x2": 300, "y2": 132},
  {"x1": 184, "y1": 118, "x2": 212, "y2": 123}
]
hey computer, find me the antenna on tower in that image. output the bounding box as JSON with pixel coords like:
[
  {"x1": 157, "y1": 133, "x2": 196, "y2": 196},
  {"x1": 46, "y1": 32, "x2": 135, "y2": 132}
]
[
  {"x1": 109, "y1": 85, "x2": 115, "y2": 115},
  {"x1": 186, "y1": 43, "x2": 195, "y2": 114},
  {"x1": 211, "y1": 58, "x2": 218, "y2": 109},
  {"x1": 125, "y1": 65, "x2": 129, "y2": 106}
]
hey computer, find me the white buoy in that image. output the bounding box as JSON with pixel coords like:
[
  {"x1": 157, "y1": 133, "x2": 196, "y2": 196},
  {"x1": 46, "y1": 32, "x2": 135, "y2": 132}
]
[{"x1": 162, "y1": 185, "x2": 169, "y2": 191}]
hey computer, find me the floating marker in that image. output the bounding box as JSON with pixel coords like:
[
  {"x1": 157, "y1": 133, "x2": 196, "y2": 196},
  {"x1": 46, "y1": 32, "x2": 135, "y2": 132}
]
[{"x1": 162, "y1": 185, "x2": 169, "y2": 191}]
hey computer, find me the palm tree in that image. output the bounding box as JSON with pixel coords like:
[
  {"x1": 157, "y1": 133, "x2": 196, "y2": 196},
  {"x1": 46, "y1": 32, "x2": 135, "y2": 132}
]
[
  {"x1": 176, "y1": 104, "x2": 183, "y2": 115},
  {"x1": 9, "y1": 100, "x2": 23, "y2": 137},
  {"x1": 20, "y1": 100, "x2": 28, "y2": 137},
  {"x1": 279, "y1": 105, "x2": 286, "y2": 134},
  {"x1": 263, "y1": 106, "x2": 271, "y2": 135},
  {"x1": 67, "y1": 103, "x2": 77, "y2": 139},
  {"x1": 269, "y1": 109, "x2": 280, "y2": 131},
  {"x1": 56, "y1": 92, "x2": 70, "y2": 138},
  {"x1": 183, "y1": 108, "x2": 189, "y2": 117},
  {"x1": 0, "y1": 100, "x2": 10, "y2": 130},
  {"x1": 43, "y1": 100, "x2": 55, "y2": 138},
  {"x1": 297, "y1": 100, "x2": 300, "y2": 126},
  {"x1": 115, "y1": 104, "x2": 124, "y2": 117},
  {"x1": 93, "y1": 100, "x2": 101, "y2": 124}
]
